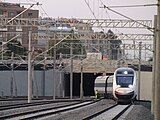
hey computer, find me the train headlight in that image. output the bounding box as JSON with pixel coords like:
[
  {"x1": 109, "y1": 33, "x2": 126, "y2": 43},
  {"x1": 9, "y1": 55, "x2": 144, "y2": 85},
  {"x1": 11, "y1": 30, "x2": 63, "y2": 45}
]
[{"x1": 124, "y1": 71, "x2": 128, "y2": 74}]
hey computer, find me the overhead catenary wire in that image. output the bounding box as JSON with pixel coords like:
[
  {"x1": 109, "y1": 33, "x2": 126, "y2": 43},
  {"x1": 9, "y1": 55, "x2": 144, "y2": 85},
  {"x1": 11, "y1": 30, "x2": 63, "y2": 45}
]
[
  {"x1": 99, "y1": 0, "x2": 139, "y2": 44},
  {"x1": 85, "y1": 0, "x2": 153, "y2": 56},
  {"x1": 84, "y1": 0, "x2": 105, "y2": 32},
  {"x1": 84, "y1": 0, "x2": 97, "y2": 19},
  {"x1": 6, "y1": 2, "x2": 41, "y2": 24},
  {"x1": 34, "y1": 35, "x2": 70, "y2": 60},
  {"x1": 103, "y1": 4, "x2": 157, "y2": 8},
  {"x1": 30, "y1": 0, "x2": 50, "y2": 18},
  {"x1": 99, "y1": 0, "x2": 153, "y2": 58},
  {"x1": 23, "y1": 0, "x2": 47, "y2": 17},
  {"x1": 39, "y1": 5, "x2": 50, "y2": 17},
  {"x1": 85, "y1": 0, "x2": 139, "y2": 61},
  {"x1": 101, "y1": 4, "x2": 154, "y2": 32},
  {"x1": 25, "y1": 0, "x2": 46, "y2": 17},
  {"x1": 100, "y1": 1, "x2": 153, "y2": 61}
]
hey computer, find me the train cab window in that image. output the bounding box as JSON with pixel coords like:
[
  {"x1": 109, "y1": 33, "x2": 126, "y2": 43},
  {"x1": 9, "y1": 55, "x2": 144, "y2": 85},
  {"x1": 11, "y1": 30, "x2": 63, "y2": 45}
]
[
  {"x1": 128, "y1": 71, "x2": 134, "y2": 74},
  {"x1": 117, "y1": 71, "x2": 122, "y2": 74},
  {"x1": 116, "y1": 76, "x2": 133, "y2": 86},
  {"x1": 117, "y1": 70, "x2": 134, "y2": 75}
]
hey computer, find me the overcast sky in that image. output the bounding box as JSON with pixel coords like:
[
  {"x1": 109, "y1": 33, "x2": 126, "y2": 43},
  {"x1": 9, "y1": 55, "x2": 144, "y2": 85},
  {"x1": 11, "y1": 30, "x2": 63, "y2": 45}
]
[
  {"x1": 5, "y1": 0, "x2": 157, "y2": 35},
  {"x1": 5, "y1": 0, "x2": 157, "y2": 20}
]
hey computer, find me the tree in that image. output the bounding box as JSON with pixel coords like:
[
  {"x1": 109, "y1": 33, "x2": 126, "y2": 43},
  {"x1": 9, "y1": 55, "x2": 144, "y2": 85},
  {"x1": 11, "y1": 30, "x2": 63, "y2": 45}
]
[
  {"x1": 6, "y1": 40, "x2": 27, "y2": 57},
  {"x1": 49, "y1": 40, "x2": 86, "y2": 58}
]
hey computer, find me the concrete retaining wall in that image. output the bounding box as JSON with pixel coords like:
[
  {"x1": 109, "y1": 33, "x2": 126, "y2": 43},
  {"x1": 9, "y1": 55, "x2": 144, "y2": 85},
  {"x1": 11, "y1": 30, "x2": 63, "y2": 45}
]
[
  {"x1": 137, "y1": 71, "x2": 152, "y2": 101},
  {"x1": 0, "y1": 69, "x2": 64, "y2": 97}
]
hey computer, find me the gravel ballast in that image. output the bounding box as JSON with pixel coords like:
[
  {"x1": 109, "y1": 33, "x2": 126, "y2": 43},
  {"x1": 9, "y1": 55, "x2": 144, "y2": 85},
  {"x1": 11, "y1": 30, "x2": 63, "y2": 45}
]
[
  {"x1": 0, "y1": 99, "x2": 154, "y2": 120},
  {"x1": 125, "y1": 105, "x2": 154, "y2": 120},
  {"x1": 42, "y1": 100, "x2": 154, "y2": 120},
  {"x1": 42, "y1": 99, "x2": 116, "y2": 120}
]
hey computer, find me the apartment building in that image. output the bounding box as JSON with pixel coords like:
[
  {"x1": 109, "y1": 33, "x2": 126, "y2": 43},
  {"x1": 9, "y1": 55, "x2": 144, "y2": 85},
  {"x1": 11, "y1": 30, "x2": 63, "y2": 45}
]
[{"x1": 0, "y1": 2, "x2": 39, "y2": 51}]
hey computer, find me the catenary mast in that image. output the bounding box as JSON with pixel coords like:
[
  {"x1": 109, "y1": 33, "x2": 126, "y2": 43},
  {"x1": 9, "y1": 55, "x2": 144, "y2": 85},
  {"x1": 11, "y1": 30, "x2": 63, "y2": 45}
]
[{"x1": 155, "y1": 0, "x2": 160, "y2": 119}]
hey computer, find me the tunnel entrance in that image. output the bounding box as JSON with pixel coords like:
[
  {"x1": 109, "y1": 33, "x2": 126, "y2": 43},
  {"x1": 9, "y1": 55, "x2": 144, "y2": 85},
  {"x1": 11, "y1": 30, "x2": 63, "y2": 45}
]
[{"x1": 64, "y1": 73, "x2": 102, "y2": 96}]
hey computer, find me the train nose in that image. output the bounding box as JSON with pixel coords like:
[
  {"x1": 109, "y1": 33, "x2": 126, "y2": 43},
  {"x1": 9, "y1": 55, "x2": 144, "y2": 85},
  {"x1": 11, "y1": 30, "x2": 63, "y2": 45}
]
[{"x1": 115, "y1": 88, "x2": 134, "y2": 99}]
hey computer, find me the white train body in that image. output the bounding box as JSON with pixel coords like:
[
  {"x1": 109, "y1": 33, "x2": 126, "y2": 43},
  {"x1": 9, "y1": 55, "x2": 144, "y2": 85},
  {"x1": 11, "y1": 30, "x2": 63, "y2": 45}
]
[
  {"x1": 94, "y1": 75, "x2": 113, "y2": 98},
  {"x1": 113, "y1": 67, "x2": 137, "y2": 102}
]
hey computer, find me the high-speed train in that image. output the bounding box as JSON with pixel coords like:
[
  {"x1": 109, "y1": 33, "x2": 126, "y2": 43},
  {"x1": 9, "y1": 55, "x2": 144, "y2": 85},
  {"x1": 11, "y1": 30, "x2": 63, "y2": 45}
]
[
  {"x1": 112, "y1": 67, "x2": 137, "y2": 102},
  {"x1": 94, "y1": 75, "x2": 113, "y2": 98}
]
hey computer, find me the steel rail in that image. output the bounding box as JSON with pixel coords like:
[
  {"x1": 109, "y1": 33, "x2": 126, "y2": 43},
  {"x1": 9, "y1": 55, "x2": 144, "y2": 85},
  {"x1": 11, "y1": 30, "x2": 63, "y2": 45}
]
[
  {"x1": 82, "y1": 104, "x2": 118, "y2": 120},
  {"x1": 82, "y1": 103, "x2": 132, "y2": 120},
  {"x1": 112, "y1": 104, "x2": 132, "y2": 120},
  {"x1": 0, "y1": 99, "x2": 86, "y2": 111},
  {"x1": 20, "y1": 100, "x2": 100, "y2": 120},
  {"x1": 0, "y1": 99, "x2": 99, "y2": 120}
]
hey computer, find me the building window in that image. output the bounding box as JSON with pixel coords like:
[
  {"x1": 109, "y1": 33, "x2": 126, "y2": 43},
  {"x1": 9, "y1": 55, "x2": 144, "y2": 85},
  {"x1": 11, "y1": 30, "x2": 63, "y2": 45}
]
[
  {"x1": 0, "y1": 10, "x2": 3, "y2": 16},
  {"x1": 9, "y1": 12, "x2": 15, "y2": 17},
  {"x1": 9, "y1": 26, "x2": 15, "y2": 31},
  {"x1": 3, "y1": 11, "x2": 7, "y2": 17},
  {"x1": 28, "y1": 13, "x2": 33, "y2": 17},
  {"x1": 17, "y1": 38, "x2": 22, "y2": 44}
]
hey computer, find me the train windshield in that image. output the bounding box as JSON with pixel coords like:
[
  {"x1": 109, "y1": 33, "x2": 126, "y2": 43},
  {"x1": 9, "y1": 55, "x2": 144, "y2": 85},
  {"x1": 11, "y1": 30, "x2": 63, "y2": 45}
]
[{"x1": 116, "y1": 76, "x2": 133, "y2": 86}]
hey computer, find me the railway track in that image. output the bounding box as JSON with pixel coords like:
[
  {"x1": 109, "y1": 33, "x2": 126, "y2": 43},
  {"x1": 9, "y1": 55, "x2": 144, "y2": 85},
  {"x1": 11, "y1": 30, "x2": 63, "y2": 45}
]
[
  {"x1": 0, "y1": 99, "x2": 100, "y2": 120},
  {"x1": 0, "y1": 98, "x2": 133, "y2": 120},
  {"x1": 0, "y1": 99, "x2": 87, "y2": 111},
  {"x1": 0, "y1": 101, "x2": 57, "y2": 111},
  {"x1": 83, "y1": 104, "x2": 132, "y2": 120}
]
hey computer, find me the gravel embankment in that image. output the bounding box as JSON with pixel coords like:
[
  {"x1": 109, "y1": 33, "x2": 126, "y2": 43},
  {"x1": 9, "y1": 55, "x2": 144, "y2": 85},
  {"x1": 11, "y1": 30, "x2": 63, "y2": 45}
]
[
  {"x1": 0, "y1": 101, "x2": 78, "y2": 117},
  {"x1": 0, "y1": 99, "x2": 154, "y2": 120},
  {"x1": 0, "y1": 101, "x2": 27, "y2": 106},
  {"x1": 43, "y1": 99, "x2": 116, "y2": 120},
  {"x1": 125, "y1": 101, "x2": 154, "y2": 120},
  {"x1": 125, "y1": 105, "x2": 154, "y2": 120},
  {"x1": 43, "y1": 100, "x2": 154, "y2": 120}
]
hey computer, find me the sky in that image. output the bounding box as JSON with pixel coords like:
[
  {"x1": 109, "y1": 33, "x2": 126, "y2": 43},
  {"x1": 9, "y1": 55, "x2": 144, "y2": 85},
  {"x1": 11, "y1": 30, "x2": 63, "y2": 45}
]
[
  {"x1": 4, "y1": 0, "x2": 157, "y2": 20},
  {"x1": 4, "y1": 0, "x2": 156, "y2": 34},
  {"x1": 4, "y1": 0, "x2": 157, "y2": 35},
  {"x1": 4, "y1": 0, "x2": 156, "y2": 38}
]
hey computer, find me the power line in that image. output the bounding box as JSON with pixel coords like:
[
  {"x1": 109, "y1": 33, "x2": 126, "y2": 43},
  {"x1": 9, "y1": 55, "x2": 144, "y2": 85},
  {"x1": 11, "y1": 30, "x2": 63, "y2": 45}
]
[
  {"x1": 99, "y1": 0, "x2": 154, "y2": 32},
  {"x1": 39, "y1": 5, "x2": 50, "y2": 17},
  {"x1": 101, "y1": 5, "x2": 154, "y2": 32},
  {"x1": 101, "y1": 4, "x2": 157, "y2": 8},
  {"x1": 84, "y1": 0, "x2": 97, "y2": 18},
  {"x1": 29, "y1": 0, "x2": 50, "y2": 17},
  {"x1": 99, "y1": 0, "x2": 139, "y2": 44},
  {"x1": 84, "y1": 0, "x2": 105, "y2": 32}
]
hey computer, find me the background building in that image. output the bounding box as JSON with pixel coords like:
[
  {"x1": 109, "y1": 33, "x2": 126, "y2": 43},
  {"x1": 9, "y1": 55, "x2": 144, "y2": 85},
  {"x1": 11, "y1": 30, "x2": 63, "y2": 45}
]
[{"x1": 0, "y1": 2, "x2": 39, "y2": 58}]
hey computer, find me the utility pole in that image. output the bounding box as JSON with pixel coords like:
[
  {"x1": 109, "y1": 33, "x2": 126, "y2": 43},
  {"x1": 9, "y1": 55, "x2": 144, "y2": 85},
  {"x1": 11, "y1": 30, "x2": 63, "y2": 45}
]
[
  {"x1": 42, "y1": 56, "x2": 46, "y2": 97},
  {"x1": 80, "y1": 46, "x2": 84, "y2": 100},
  {"x1": 1, "y1": 44, "x2": 3, "y2": 60},
  {"x1": 152, "y1": 15, "x2": 157, "y2": 114},
  {"x1": 155, "y1": 1, "x2": 160, "y2": 119},
  {"x1": 59, "y1": 53, "x2": 64, "y2": 98},
  {"x1": 138, "y1": 42, "x2": 142, "y2": 100},
  {"x1": 80, "y1": 58, "x2": 83, "y2": 100},
  {"x1": 28, "y1": 30, "x2": 32, "y2": 103},
  {"x1": 70, "y1": 43, "x2": 73, "y2": 99},
  {"x1": 133, "y1": 40, "x2": 136, "y2": 59},
  {"x1": 11, "y1": 52, "x2": 17, "y2": 97},
  {"x1": 53, "y1": 47, "x2": 56, "y2": 100},
  {"x1": 10, "y1": 52, "x2": 14, "y2": 98}
]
